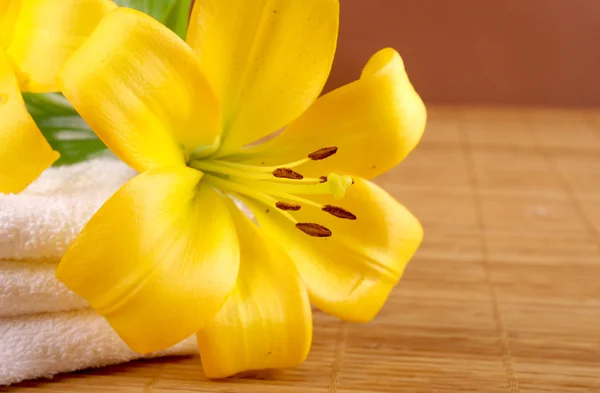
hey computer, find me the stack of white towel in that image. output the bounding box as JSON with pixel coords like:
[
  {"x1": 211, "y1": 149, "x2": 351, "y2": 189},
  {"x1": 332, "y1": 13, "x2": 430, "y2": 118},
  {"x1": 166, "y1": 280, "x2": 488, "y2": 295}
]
[{"x1": 0, "y1": 157, "x2": 197, "y2": 385}]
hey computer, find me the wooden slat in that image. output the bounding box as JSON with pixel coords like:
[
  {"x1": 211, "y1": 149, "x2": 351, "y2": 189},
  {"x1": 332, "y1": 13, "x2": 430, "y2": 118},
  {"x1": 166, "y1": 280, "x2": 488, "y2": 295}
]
[{"x1": 10, "y1": 106, "x2": 600, "y2": 392}]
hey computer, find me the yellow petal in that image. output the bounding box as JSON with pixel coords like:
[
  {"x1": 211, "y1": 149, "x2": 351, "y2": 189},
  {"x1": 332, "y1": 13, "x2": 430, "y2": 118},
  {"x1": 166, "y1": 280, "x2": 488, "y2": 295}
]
[
  {"x1": 6, "y1": 0, "x2": 116, "y2": 92},
  {"x1": 246, "y1": 48, "x2": 427, "y2": 180},
  {"x1": 197, "y1": 199, "x2": 312, "y2": 379},
  {"x1": 0, "y1": 51, "x2": 58, "y2": 194},
  {"x1": 248, "y1": 178, "x2": 422, "y2": 322},
  {"x1": 56, "y1": 167, "x2": 240, "y2": 353},
  {"x1": 187, "y1": 0, "x2": 339, "y2": 154},
  {"x1": 0, "y1": 0, "x2": 21, "y2": 49},
  {"x1": 58, "y1": 8, "x2": 221, "y2": 173}
]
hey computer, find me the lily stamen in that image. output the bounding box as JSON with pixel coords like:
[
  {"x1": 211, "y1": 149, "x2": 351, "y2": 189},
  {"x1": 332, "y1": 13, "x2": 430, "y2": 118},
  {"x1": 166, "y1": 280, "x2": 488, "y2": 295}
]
[
  {"x1": 322, "y1": 205, "x2": 357, "y2": 220},
  {"x1": 272, "y1": 168, "x2": 304, "y2": 179},
  {"x1": 268, "y1": 192, "x2": 357, "y2": 220},
  {"x1": 189, "y1": 160, "x2": 275, "y2": 180},
  {"x1": 275, "y1": 202, "x2": 302, "y2": 211},
  {"x1": 234, "y1": 175, "x2": 352, "y2": 199},
  {"x1": 295, "y1": 223, "x2": 332, "y2": 238},
  {"x1": 308, "y1": 146, "x2": 338, "y2": 160},
  {"x1": 203, "y1": 174, "x2": 279, "y2": 208},
  {"x1": 264, "y1": 176, "x2": 327, "y2": 184},
  {"x1": 201, "y1": 175, "x2": 310, "y2": 228},
  {"x1": 210, "y1": 145, "x2": 339, "y2": 173},
  {"x1": 211, "y1": 157, "x2": 311, "y2": 172}
]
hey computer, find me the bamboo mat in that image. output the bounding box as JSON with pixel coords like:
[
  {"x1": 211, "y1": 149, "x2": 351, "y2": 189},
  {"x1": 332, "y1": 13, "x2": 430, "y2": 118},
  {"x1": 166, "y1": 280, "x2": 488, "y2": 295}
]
[{"x1": 10, "y1": 106, "x2": 600, "y2": 392}]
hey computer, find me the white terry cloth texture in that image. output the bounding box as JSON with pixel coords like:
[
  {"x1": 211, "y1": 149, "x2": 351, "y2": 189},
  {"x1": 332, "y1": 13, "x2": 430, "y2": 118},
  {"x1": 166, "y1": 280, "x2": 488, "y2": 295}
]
[
  {"x1": 0, "y1": 260, "x2": 88, "y2": 317},
  {"x1": 0, "y1": 157, "x2": 136, "y2": 317},
  {"x1": 0, "y1": 157, "x2": 198, "y2": 385},
  {"x1": 0, "y1": 156, "x2": 136, "y2": 261},
  {"x1": 0, "y1": 309, "x2": 197, "y2": 386}
]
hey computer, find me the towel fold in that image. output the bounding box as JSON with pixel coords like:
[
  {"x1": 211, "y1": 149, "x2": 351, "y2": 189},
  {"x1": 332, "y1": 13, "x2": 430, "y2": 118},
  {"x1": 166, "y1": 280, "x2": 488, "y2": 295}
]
[
  {"x1": 0, "y1": 260, "x2": 87, "y2": 317},
  {"x1": 0, "y1": 157, "x2": 135, "y2": 318},
  {"x1": 0, "y1": 309, "x2": 198, "y2": 386}
]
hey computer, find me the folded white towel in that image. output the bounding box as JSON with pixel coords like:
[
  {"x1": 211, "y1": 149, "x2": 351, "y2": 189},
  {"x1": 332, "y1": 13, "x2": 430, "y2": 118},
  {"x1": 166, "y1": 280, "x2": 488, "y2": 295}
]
[
  {"x1": 0, "y1": 156, "x2": 136, "y2": 261},
  {"x1": 0, "y1": 309, "x2": 197, "y2": 386},
  {"x1": 0, "y1": 157, "x2": 135, "y2": 318},
  {"x1": 0, "y1": 260, "x2": 87, "y2": 317},
  {"x1": 0, "y1": 157, "x2": 251, "y2": 384},
  {"x1": 0, "y1": 157, "x2": 254, "y2": 318},
  {"x1": 0, "y1": 157, "x2": 200, "y2": 385}
]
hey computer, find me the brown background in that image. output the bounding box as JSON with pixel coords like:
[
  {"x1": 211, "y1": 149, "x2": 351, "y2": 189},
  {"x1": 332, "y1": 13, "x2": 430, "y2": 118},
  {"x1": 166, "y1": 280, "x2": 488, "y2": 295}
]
[{"x1": 326, "y1": 0, "x2": 600, "y2": 107}]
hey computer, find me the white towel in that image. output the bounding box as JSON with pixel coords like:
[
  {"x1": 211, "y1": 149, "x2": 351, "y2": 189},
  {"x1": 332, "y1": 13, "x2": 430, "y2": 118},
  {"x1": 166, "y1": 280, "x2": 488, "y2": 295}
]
[
  {"x1": 0, "y1": 157, "x2": 199, "y2": 385},
  {"x1": 0, "y1": 157, "x2": 136, "y2": 318},
  {"x1": 0, "y1": 260, "x2": 88, "y2": 317},
  {"x1": 0, "y1": 157, "x2": 255, "y2": 318},
  {"x1": 0, "y1": 309, "x2": 197, "y2": 386},
  {"x1": 0, "y1": 156, "x2": 136, "y2": 261}
]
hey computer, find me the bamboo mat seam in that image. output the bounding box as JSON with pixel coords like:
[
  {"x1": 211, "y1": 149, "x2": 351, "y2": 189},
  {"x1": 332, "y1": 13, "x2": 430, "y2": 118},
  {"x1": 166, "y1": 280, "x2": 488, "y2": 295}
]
[
  {"x1": 458, "y1": 109, "x2": 520, "y2": 393},
  {"x1": 328, "y1": 322, "x2": 348, "y2": 393}
]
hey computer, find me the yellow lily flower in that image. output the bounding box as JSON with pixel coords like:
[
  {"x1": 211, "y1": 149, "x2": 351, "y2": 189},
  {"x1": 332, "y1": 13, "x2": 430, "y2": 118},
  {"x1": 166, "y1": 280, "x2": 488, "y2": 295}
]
[
  {"x1": 56, "y1": 1, "x2": 426, "y2": 378},
  {"x1": 0, "y1": 0, "x2": 115, "y2": 193}
]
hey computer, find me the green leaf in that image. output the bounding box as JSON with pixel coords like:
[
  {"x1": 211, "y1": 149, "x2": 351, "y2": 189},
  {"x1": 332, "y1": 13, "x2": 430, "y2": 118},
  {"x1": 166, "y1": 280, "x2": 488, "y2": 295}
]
[
  {"x1": 22, "y1": 93, "x2": 108, "y2": 166},
  {"x1": 114, "y1": 0, "x2": 177, "y2": 24},
  {"x1": 164, "y1": 0, "x2": 193, "y2": 40},
  {"x1": 22, "y1": 92, "x2": 77, "y2": 117},
  {"x1": 46, "y1": 133, "x2": 109, "y2": 166}
]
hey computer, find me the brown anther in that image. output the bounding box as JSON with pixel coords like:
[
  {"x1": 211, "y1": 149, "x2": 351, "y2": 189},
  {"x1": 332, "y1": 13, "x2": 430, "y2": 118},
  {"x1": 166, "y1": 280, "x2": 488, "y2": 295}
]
[
  {"x1": 296, "y1": 223, "x2": 332, "y2": 237},
  {"x1": 308, "y1": 146, "x2": 338, "y2": 160},
  {"x1": 322, "y1": 205, "x2": 357, "y2": 220},
  {"x1": 319, "y1": 176, "x2": 328, "y2": 183},
  {"x1": 276, "y1": 202, "x2": 301, "y2": 211},
  {"x1": 272, "y1": 168, "x2": 304, "y2": 179}
]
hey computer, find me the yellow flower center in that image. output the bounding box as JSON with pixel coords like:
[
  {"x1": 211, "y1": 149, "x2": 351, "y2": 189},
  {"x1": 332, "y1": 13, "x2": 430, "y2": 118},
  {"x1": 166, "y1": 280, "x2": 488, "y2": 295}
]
[{"x1": 188, "y1": 147, "x2": 355, "y2": 238}]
